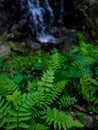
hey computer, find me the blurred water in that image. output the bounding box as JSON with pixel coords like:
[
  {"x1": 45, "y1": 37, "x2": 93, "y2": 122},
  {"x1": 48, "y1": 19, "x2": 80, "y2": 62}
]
[{"x1": 22, "y1": 0, "x2": 55, "y2": 42}]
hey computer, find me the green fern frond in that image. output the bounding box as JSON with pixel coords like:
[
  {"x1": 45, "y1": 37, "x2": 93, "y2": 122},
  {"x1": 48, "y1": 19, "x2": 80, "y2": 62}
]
[
  {"x1": 58, "y1": 95, "x2": 77, "y2": 108},
  {"x1": 28, "y1": 70, "x2": 55, "y2": 92},
  {"x1": 79, "y1": 41, "x2": 98, "y2": 56},
  {"x1": 41, "y1": 81, "x2": 67, "y2": 108},
  {"x1": 42, "y1": 108, "x2": 84, "y2": 130},
  {"x1": 40, "y1": 69, "x2": 55, "y2": 85},
  {"x1": 72, "y1": 56, "x2": 95, "y2": 69},
  {"x1": 21, "y1": 92, "x2": 46, "y2": 118},
  {"x1": 37, "y1": 70, "x2": 68, "y2": 107},
  {"x1": 0, "y1": 97, "x2": 10, "y2": 128},
  {"x1": 0, "y1": 73, "x2": 18, "y2": 96},
  {"x1": 48, "y1": 81, "x2": 67, "y2": 100},
  {"x1": 28, "y1": 70, "x2": 67, "y2": 108},
  {"x1": 5, "y1": 106, "x2": 31, "y2": 129},
  {"x1": 91, "y1": 78, "x2": 98, "y2": 86},
  {"x1": 6, "y1": 90, "x2": 21, "y2": 102},
  {"x1": 80, "y1": 74, "x2": 98, "y2": 103},
  {"x1": 72, "y1": 34, "x2": 98, "y2": 56},
  {"x1": 29, "y1": 120, "x2": 49, "y2": 130},
  {"x1": 4, "y1": 92, "x2": 37, "y2": 129},
  {"x1": 48, "y1": 52, "x2": 66, "y2": 70}
]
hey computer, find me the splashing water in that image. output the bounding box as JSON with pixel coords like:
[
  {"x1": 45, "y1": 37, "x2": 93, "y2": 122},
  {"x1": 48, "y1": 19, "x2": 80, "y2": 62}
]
[
  {"x1": 23, "y1": 0, "x2": 55, "y2": 43},
  {"x1": 21, "y1": 0, "x2": 65, "y2": 43}
]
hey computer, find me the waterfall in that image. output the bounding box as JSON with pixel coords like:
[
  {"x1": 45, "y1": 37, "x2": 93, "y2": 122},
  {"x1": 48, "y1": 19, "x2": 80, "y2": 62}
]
[{"x1": 21, "y1": 0, "x2": 55, "y2": 43}]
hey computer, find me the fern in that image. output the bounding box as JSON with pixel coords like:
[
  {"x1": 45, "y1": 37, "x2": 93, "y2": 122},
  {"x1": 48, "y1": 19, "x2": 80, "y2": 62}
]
[
  {"x1": 0, "y1": 73, "x2": 18, "y2": 96},
  {"x1": 37, "y1": 70, "x2": 67, "y2": 108},
  {"x1": 0, "y1": 37, "x2": 97, "y2": 130},
  {"x1": 5, "y1": 92, "x2": 33, "y2": 129},
  {"x1": 3, "y1": 72, "x2": 67, "y2": 130},
  {"x1": 28, "y1": 70, "x2": 68, "y2": 108},
  {"x1": 11, "y1": 55, "x2": 34, "y2": 70},
  {"x1": 58, "y1": 95, "x2": 77, "y2": 108},
  {"x1": 40, "y1": 69, "x2": 55, "y2": 85},
  {"x1": 47, "y1": 52, "x2": 66, "y2": 70},
  {"x1": 72, "y1": 56, "x2": 95, "y2": 69},
  {"x1": 10, "y1": 51, "x2": 49, "y2": 72},
  {"x1": 72, "y1": 34, "x2": 98, "y2": 57},
  {"x1": 80, "y1": 74, "x2": 98, "y2": 103},
  {"x1": 42, "y1": 108, "x2": 84, "y2": 130},
  {"x1": 0, "y1": 97, "x2": 10, "y2": 128},
  {"x1": 29, "y1": 120, "x2": 49, "y2": 130}
]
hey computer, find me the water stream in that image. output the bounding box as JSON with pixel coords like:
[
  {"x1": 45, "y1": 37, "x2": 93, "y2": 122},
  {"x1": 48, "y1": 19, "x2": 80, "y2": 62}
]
[
  {"x1": 21, "y1": 0, "x2": 64, "y2": 43},
  {"x1": 27, "y1": 0, "x2": 53, "y2": 43}
]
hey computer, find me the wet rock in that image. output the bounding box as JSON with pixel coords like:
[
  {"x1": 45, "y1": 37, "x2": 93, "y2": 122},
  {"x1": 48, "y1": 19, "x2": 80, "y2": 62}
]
[
  {"x1": 50, "y1": 26, "x2": 78, "y2": 51},
  {"x1": 51, "y1": 26, "x2": 77, "y2": 37},
  {"x1": 0, "y1": 40, "x2": 10, "y2": 57},
  {"x1": 24, "y1": 39, "x2": 41, "y2": 50},
  {"x1": 11, "y1": 24, "x2": 21, "y2": 35},
  {"x1": 0, "y1": 5, "x2": 9, "y2": 34},
  {"x1": 0, "y1": 15, "x2": 8, "y2": 34},
  {"x1": 84, "y1": 115, "x2": 94, "y2": 129},
  {"x1": 51, "y1": 27, "x2": 61, "y2": 38},
  {"x1": 51, "y1": 27, "x2": 66, "y2": 38},
  {"x1": 0, "y1": 0, "x2": 27, "y2": 36}
]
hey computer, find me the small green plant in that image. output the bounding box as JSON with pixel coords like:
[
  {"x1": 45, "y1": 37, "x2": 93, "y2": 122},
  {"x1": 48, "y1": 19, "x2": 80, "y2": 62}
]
[
  {"x1": 80, "y1": 74, "x2": 98, "y2": 104},
  {"x1": 0, "y1": 70, "x2": 83, "y2": 130},
  {"x1": 0, "y1": 33, "x2": 97, "y2": 129}
]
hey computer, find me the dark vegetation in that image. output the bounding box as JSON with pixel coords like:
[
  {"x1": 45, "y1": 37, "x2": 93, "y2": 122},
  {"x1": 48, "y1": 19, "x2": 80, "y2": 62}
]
[{"x1": 0, "y1": 33, "x2": 98, "y2": 130}]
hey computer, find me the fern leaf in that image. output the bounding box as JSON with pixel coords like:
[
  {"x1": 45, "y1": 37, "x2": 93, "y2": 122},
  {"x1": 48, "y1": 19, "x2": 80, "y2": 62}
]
[
  {"x1": 0, "y1": 73, "x2": 18, "y2": 96},
  {"x1": 48, "y1": 52, "x2": 66, "y2": 70},
  {"x1": 30, "y1": 70, "x2": 68, "y2": 108},
  {"x1": 5, "y1": 123, "x2": 18, "y2": 129},
  {"x1": 42, "y1": 108, "x2": 84, "y2": 130},
  {"x1": 72, "y1": 56, "x2": 95, "y2": 69},
  {"x1": 19, "y1": 123, "x2": 30, "y2": 128},
  {"x1": 58, "y1": 95, "x2": 77, "y2": 108},
  {"x1": 80, "y1": 74, "x2": 98, "y2": 103},
  {"x1": 0, "y1": 97, "x2": 10, "y2": 127},
  {"x1": 6, "y1": 90, "x2": 21, "y2": 102},
  {"x1": 4, "y1": 92, "x2": 36, "y2": 129},
  {"x1": 29, "y1": 120, "x2": 49, "y2": 130},
  {"x1": 41, "y1": 70, "x2": 54, "y2": 83}
]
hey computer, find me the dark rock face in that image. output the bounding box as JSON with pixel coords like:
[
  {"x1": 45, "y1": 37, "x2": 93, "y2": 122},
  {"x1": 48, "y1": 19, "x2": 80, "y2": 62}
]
[
  {"x1": 0, "y1": 0, "x2": 19, "y2": 32},
  {"x1": 50, "y1": 0, "x2": 79, "y2": 28},
  {"x1": 0, "y1": 0, "x2": 29, "y2": 35},
  {"x1": 0, "y1": 0, "x2": 80, "y2": 34},
  {"x1": 0, "y1": 1, "x2": 9, "y2": 33}
]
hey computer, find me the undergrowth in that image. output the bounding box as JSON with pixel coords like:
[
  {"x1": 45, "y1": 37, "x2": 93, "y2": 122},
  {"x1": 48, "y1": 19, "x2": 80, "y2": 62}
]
[{"x1": 0, "y1": 33, "x2": 98, "y2": 129}]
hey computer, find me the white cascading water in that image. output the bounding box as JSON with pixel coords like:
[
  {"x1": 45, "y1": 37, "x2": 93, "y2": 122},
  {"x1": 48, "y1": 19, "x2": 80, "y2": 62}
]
[{"x1": 27, "y1": 0, "x2": 56, "y2": 43}]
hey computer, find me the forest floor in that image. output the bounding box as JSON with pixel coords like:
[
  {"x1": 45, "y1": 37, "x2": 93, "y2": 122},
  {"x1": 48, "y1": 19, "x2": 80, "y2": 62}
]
[{"x1": 0, "y1": 31, "x2": 98, "y2": 130}]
